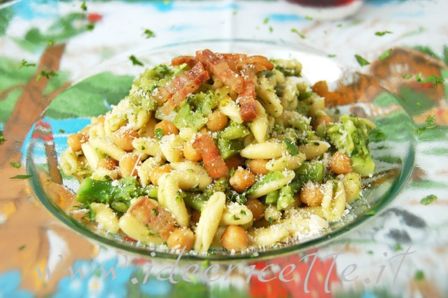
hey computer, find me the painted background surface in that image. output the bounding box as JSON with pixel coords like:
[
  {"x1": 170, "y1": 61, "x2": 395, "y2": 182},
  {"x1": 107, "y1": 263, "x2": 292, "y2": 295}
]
[{"x1": 0, "y1": 0, "x2": 447, "y2": 297}]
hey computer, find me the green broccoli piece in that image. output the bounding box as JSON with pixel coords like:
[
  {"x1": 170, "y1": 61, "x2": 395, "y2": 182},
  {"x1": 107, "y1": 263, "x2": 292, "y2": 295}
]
[
  {"x1": 217, "y1": 137, "x2": 244, "y2": 159},
  {"x1": 326, "y1": 115, "x2": 375, "y2": 176},
  {"x1": 188, "y1": 91, "x2": 219, "y2": 116},
  {"x1": 265, "y1": 190, "x2": 279, "y2": 205},
  {"x1": 76, "y1": 178, "x2": 113, "y2": 204},
  {"x1": 277, "y1": 185, "x2": 295, "y2": 210},
  {"x1": 290, "y1": 161, "x2": 325, "y2": 193},
  {"x1": 220, "y1": 122, "x2": 250, "y2": 140},
  {"x1": 173, "y1": 103, "x2": 208, "y2": 131}
]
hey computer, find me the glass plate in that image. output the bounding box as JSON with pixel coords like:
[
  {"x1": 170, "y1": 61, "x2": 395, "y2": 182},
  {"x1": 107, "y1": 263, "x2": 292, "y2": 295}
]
[{"x1": 26, "y1": 39, "x2": 416, "y2": 261}]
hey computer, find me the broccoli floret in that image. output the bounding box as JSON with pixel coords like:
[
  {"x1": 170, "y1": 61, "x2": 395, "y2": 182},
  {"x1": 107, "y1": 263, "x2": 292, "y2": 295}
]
[
  {"x1": 217, "y1": 137, "x2": 244, "y2": 159},
  {"x1": 290, "y1": 161, "x2": 325, "y2": 193},
  {"x1": 277, "y1": 185, "x2": 295, "y2": 210},
  {"x1": 173, "y1": 102, "x2": 208, "y2": 131},
  {"x1": 326, "y1": 115, "x2": 375, "y2": 176},
  {"x1": 188, "y1": 91, "x2": 219, "y2": 116},
  {"x1": 220, "y1": 122, "x2": 250, "y2": 140},
  {"x1": 265, "y1": 190, "x2": 279, "y2": 205}
]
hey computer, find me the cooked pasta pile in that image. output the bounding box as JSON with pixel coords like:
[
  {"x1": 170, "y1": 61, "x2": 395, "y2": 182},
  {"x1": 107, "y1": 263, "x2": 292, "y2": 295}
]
[{"x1": 61, "y1": 50, "x2": 376, "y2": 253}]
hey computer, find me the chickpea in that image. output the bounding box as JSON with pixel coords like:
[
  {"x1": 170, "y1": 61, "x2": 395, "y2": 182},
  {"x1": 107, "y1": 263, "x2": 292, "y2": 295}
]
[
  {"x1": 98, "y1": 157, "x2": 118, "y2": 170},
  {"x1": 67, "y1": 133, "x2": 85, "y2": 152},
  {"x1": 221, "y1": 225, "x2": 250, "y2": 251},
  {"x1": 149, "y1": 164, "x2": 172, "y2": 185},
  {"x1": 142, "y1": 117, "x2": 157, "y2": 137},
  {"x1": 247, "y1": 159, "x2": 269, "y2": 175},
  {"x1": 229, "y1": 167, "x2": 256, "y2": 193},
  {"x1": 119, "y1": 154, "x2": 139, "y2": 177},
  {"x1": 246, "y1": 198, "x2": 265, "y2": 221},
  {"x1": 330, "y1": 151, "x2": 352, "y2": 175},
  {"x1": 299, "y1": 182, "x2": 324, "y2": 207},
  {"x1": 112, "y1": 128, "x2": 138, "y2": 151},
  {"x1": 183, "y1": 142, "x2": 202, "y2": 162},
  {"x1": 167, "y1": 228, "x2": 195, "y2": 250},
  {"x1": 206, "y1": 110, "x2": 229, "y2": 132},
  {"x1": 225, "y1": 155, "x2": 245, "y2": 169},
  {"x1": 154, "y1": 120, "x2": 179, "y2": 136}
]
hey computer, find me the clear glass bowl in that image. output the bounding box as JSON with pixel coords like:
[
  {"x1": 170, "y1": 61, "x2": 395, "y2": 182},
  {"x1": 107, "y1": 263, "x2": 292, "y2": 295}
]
[{"x1": 26, "y1": 39, "x2": 416, "y2": 261}]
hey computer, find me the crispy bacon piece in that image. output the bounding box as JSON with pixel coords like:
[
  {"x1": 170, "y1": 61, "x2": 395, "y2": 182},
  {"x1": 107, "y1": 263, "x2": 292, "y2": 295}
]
[
  {"x1": 223, "y1": 54, "x2": 274, "y2": 73},
  {"x1": 158, "y1": 62, "x2": 210, "y2": 114},
  {"x1": 171, "y1": 55, "x2": 197, "y2": 68},
  {"x1": 129, "y1": 197, "x2": 177, "y2": 240},
  {"x1": 238, "y1": 65, "x2": 258, "y2": 122},
  {"x1": 193, "y1": 133, "x2": 229, "y2": 179},
  {"x1": 196, "y1": 49, "x2": 244, "y2": 93}
]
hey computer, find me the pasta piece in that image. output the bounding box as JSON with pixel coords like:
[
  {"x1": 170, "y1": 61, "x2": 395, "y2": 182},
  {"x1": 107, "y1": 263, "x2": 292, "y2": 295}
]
[
  {"x1": 266, "y1": 153, "x2": 305, "y2": 171},
  {"x1": 158, "y1": 173, "x2": 190, "y2": 227},
  {"x1": 159, "y1": 134, "x2": 184, "y2": 163},
  {"x1": 219, "y1": 98, "x2": 243, "y2": 124},
  {"x1": 60, "y1": 149, "x2": 80, "y2": 175},
  {"x1": 170, "y1": 161, "x2": 212, "y2": 190},
  {"x1": 132, "y1": 137, "x2": 161, "y2": 157},
  {"x1": 251, "y1": 224, "x2": 289, "y2": 247},
  {"x1": 248, "y1": 101, "x2": 269, "y2": 143},
  {"x1": 240, "y1": 141, "x2": 285, "y2": 159},
  {"x1": 264, "y1": 205, "x2": 282, "y2": 223},
  {"x1": 81, "y1": 143, "x2": 100, "y2": 169},
  {"x1": 256, "y1": 76, "x2": 283, "y2": 117},
  {"x1": 137, "y1": 157, "x2": 161, "y2": 186},
  {"x1": 281, "y1": 76, "x2": 300, "y2": 111},
  {"x1": 90, "y1": 138, "x2": 126, "y2": 161},
  {"x1": 321, "y1": 181, "x2": 346, "y2": 222},
  {"x1": 221, "y1": 202, "x2": 253, "y2": 226},
  {"x1": 90, "y1": 203, "x2": 119, "y2": 234},
  {"x1": 118, "y1": 212, "x2": 163, "y2": 244},
  {"x1": 298, "y1": 141, "x2": 330, "y2": 160},
  {"x1": 194, "y1": 192, "x2": 226, "y2": 253},
  {"x1": 247, "y1": 170, "x2": 295, "y2": 199}
]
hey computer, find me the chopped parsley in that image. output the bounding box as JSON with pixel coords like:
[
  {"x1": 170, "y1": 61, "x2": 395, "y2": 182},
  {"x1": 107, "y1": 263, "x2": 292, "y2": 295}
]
[
  {"x1": 0, "y1": 131, "x2": 5, "y2": 144},
  {"x1": 154, "y1": 128, "x2": 164, "y2": 140},
  {"x1": 47, "y1": 39, "x2": 55, "y2": 46},
  {"x1": 379, "y1": 49, "x2": 392, "y2": 61},
  {"x1": 291, "y1": 28, "x2": 305, "y2": 39},
  {"x1": 305, "y1": 15, "x2": 313, "y2": 21},
  {"x1": 151, "y1": 208, "x2": 159, "y2": 216},
  {"x1": 143, "y1": 29, "x2": 156, "y2": 39},
  {"x1": 263, "y1": 17, "x2": 269, "y2": 24},
  {"x1": 37, "y1": 70, "x2": 57, "y2": 80},
  {"x1": 269, "y1": 26, "x2": 273, "y2": 33},
  {"x1": 416, "y1": 115, "x2": 437, "y2": 136},
  {"x1": 58, "y1": 129, "x2": 66, "y2": 133},
  {"x1": 414, "y1": 270, "x2": 425, "y2": 281},
  {"x1": 240, "y1": 210, "x2": 247, "y2": 215},
  {"x1": 355, "y1": 54, "x2": 370, "y2": 67},
  {"x1": 420, "y1": 194, "x2": 438, "y2": 205},
  {"x1": 80, "y1": 1, "x2": 87, "y2": 11},
  {"x1": 18, "y1": 245, "x2": 26, "y2": 251},
  {"x1": 10, "y1": 161, "x2": 21, "y2": 168},
  {"x1": 233, "y1": 215, "x2": 240, "y2": 221},
  {"x1": 393, "y1": 243, "x2": 402, "y2": 251},
  {"x1": 284, "y1": 138, "x2": 299, "y2": 156},
  {"x1": 20, "y1": 59, "x2": 36, "y2": 68},
  {"x1": 10, "y1": 174, "x2": 32, "y2": 180},
  {"x1": 402, "y1": 73, "x2": 413, "y2": 79},
  {"x1": 375, "y1": 30, "x2": 392, "y2": 36},
  {"x1": 129, "y1": 55, "x2": 144, "y2": 67}
]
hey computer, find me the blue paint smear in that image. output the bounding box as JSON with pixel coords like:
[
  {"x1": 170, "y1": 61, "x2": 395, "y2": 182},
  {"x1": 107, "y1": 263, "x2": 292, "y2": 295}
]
[
  {"x1": 268, "y1": 13, "x2": 304, "y2": 22},
  {"x1": 365, "y1": 0, "x2": 405, "y2": 5},
  {"x1": 0, "y1": 271, "x2": 33, "y2": 298},
  {"x1": 13, "y1": 0, "x2": 58, "y2": 20},
  {"x1": 147, "y1": 0, "x2": 175, "y2": 12}
]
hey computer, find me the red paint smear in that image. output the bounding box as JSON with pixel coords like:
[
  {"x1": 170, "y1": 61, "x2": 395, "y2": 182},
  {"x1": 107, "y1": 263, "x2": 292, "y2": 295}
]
[{"x1": 88, "y1": 13, "x2": 103, "y2": 23}]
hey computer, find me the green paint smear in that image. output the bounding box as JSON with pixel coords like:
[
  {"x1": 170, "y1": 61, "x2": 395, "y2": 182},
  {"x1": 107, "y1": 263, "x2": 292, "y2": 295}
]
[
  {"x1": 417, "y1": 126, "x2": 448, "y2": 142},
  {"x1": 397, "y1": 86, "x2": 435, "y2": 117},
  {"x1": 421, "y1": 147, "x2": 448, "y2": 155},
  {"x1": 46, "y1": 72, "x2": 133, "y2": 119},
  {"x1": 410, "y1": 179, "x2": 448, "y2": 189},
  {"x1": 0, "y1": 6, "x2": 13, "y2": 36}
]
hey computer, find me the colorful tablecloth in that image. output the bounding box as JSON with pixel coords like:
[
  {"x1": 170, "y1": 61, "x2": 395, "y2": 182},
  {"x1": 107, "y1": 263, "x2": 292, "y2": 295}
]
[{"x1": 1, "y1": 1, "x2": 447, "y2": 297}]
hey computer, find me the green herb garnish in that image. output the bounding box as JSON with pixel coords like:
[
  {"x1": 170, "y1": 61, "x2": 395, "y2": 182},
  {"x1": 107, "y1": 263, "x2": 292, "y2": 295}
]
[
  {"x1": 10, "y1": 174, "x2": 32, "y2": 180},
  {"x1": 327, "y1": 54, "x2": 336, "y2": 58},
  {"x1": 420, "y1": 194, "x2": 438, "y2": 205},
  {"x1": 402, "y1": 73, "x2": 413, "y2": 79},
  {"x1": 20, "y1": 59, "x2": 36, "y2": 68},
  {"x1": 379, "y1": 49, "x2": 392, "y2": 61},
  {"x1": 393, "y1": 243, "x2": 402, "y2": 251},
  {"x1": 355, "y1": 54, "x2": 370, "y2": 67},
  {"x1": 10, "y1": 161, "x2": 21, "y2": 168},
  {"x1": 129, "y1": 55, "x2": 144, "y2": 67},
  {"x1": 86, "y1": 23, "x2": 95, "y2": 31},
  {"x1": 284, "y1": 138, "x2": 299, "y2": 156},
  {"x1": 81, "y1": 1, "x2": 87, "y2": 11},
  {"x1": 0, "y1": 131, "x2": 5, "y2": 144},
  {"x1": 263, "y1": 17, "x2": 269, "y2": 24},
  {"x1": 152, "y1": 208, "x2": 159, "y2": 216},
  {"x1": 416, "y1": 115, "x2": 437, "y2": 136},
  {"x1": 233, "y1": 215, "x2": 240, "y2": 220},
  {"x1": 305, "y1": 16, "x2": 313, "y2": 21},
  {"x1": 291, "y1": 28, "x2": 305, "y2": 39},
  {"x1": 269, "y1": 26, "x2": 273, "y2": 33},
  {"x1": 154, "y1": 128, "x2": 164, "y2": 140},
  {"x1": 375, "y1": 30, "x2": 392, "y2": 36},
  {"x1": 18, "y1": 245, "x2": 26, "y2": 251},
  {"x1": 414, "y1": 270, "x2": 425, "y2": 281},
  {"x1": 37, "y1": 70, "x2": 57, "y2": 81},
  {"x1": 143, "y1": 29, "x2": 155, "y2": 39}
]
